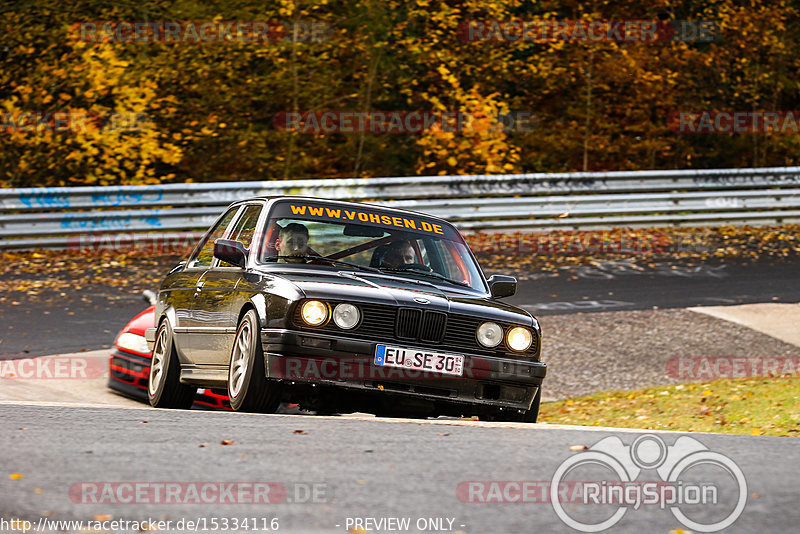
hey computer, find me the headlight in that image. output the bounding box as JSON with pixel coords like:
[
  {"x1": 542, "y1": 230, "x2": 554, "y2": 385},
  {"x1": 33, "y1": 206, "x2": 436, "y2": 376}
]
[
  {"x1": 476, "y1": 322, "x2": 503, "y2": 348},
  {"x1": 506, "y1": 326, "x2": 533, "y2": 352},
  {"x1": 116, "y1": 332, "x2": 150, "y2": 354},
  {"x1": 301, "y1": 300, "x2": 328, "y2": 326},
  {"x1": 333, "y1": 303, "x2": 360, "y2": 329}
]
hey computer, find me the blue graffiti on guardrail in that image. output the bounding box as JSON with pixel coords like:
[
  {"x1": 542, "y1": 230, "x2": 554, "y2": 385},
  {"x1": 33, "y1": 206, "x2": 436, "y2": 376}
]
[
  {"x1": 59, "y1": 215, "x2": 164, "y2": 230},
  {"x1": 17, "y1": 189, "x2": 165, "y2": 208},
  {"x1": 90, "y1": 191, "x2": 164, "y2": 205},
  {"x1": 18, "y1": 188, "x2": 72, "y2": 208}
]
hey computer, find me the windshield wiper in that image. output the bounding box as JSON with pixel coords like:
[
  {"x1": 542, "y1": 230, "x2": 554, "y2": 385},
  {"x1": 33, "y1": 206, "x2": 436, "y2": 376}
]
[
  {"x1": 263, "y1": 255, "x2": 382, "y2": 273},
  {"x1": 379, "y1": 266, "x2": 471, "y2": 288}
]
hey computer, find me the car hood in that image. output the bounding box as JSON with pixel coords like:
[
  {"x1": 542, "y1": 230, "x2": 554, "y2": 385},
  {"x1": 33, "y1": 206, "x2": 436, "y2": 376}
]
[{"x1": 273, "y1": 270, "x2": 535, "y2": 326}]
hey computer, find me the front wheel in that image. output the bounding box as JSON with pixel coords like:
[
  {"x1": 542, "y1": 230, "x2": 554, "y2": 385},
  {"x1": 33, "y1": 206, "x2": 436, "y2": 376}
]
[
  {"x1": 148, "y1": 320, "x2": 195, "y2": 409},
  {"x1": 227, "y1": 309, "x2": 282, "y2": 413},
  {"x1": 519, "y1": 386, "x2": 542, "y2": 423}
]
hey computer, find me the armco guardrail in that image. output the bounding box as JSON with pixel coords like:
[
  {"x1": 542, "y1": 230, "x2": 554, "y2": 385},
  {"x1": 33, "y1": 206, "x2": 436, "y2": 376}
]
[{"x1": 1, "y1": 166, "x2": 799, "y2": 249}]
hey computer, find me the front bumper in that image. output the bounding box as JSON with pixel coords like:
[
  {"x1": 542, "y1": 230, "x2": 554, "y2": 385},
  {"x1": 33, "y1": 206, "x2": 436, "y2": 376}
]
[
  {"x1": 108, "y1": 348, "x2": 151, "y2": 400},
  {"x1": 261, "y1": 328, "x2": 546, "y2": 411}
]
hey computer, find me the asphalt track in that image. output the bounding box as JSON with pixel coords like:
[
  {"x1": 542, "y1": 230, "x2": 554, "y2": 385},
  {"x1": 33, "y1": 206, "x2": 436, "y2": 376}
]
[
  {"x1": 1, "y1": 256, "x2": 799, "y2": 532},
  {"x1": 1, "y1": 403, "x2": 796, "y2": 534},
  {"x1": 508, "y1": 257, "x2": 800, "y2": 315},
  {"x1": 3, "y1": 257, "x2": 799, "y2": 358}
]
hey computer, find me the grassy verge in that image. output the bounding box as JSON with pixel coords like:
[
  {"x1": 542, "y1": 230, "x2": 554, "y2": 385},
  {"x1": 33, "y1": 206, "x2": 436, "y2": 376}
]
[{"x1": 540, "y1": 376, "x2": 800, "y2": 437}]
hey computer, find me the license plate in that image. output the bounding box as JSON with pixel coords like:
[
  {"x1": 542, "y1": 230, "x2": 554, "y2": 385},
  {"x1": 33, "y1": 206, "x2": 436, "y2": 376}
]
[{"x1": 374, "y1": 344, "x2": 464, "y2": 377}]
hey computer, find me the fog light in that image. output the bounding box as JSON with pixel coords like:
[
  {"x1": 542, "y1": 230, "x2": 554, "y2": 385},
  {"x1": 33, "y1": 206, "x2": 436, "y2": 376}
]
[
  {"x1": 333, "y1": 303, "x2": 360, "y2": 329},
  {"x1": 476, "y1": 322, "x2": 503, "y2": 348},
  {"x1": 506, "y1": 326, "x2": 533, "y2": 352},
  {"x1": 301, "y1": 300, "x2": 328, "y2": 326}
]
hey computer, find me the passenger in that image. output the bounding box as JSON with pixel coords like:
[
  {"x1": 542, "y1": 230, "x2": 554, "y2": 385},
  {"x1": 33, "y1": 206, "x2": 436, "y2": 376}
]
[
  {"x1": 382, "y1": 240, "x2": 415, "y2": 268},
  {"x1": 275, "y1": 223, "x2": 309, "y2": 263}
]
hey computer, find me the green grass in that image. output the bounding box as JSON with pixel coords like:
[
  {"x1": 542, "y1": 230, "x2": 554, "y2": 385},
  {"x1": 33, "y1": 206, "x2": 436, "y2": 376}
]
[{"x1": 540, "y1": 376, "x2": 800, "y2": 437}]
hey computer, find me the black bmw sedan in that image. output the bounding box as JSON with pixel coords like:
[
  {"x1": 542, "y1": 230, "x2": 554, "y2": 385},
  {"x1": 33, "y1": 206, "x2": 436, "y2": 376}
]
[{"x1": 146, "y1": 197, "x2": 546, "y2": 421}]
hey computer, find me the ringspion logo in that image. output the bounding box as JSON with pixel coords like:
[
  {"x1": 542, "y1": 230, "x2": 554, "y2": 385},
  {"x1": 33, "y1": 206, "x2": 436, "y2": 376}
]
[{"x1": 550, "y1": 434, "x2": 747, "y2": 532}]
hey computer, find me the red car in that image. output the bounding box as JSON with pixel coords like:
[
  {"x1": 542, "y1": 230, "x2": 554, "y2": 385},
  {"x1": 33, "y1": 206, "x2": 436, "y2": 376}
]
[{"x1": 108, "y1": 294, "x2": 231, "y2": 410}]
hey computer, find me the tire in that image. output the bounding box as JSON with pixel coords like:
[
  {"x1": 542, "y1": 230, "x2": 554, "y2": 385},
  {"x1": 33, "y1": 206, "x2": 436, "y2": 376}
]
[
  {"x1": 491, "y1": 386, "x2": 541, "y2": 423},
  {"x1": 520, "y1": 386, "x2": 542, "y2": 423},
  {"x1": 148, "y1": 320, "x2": 195, "y2": 409},
  {"x1": 227, "y1": 309, "x2": 282, "y2": 413}
]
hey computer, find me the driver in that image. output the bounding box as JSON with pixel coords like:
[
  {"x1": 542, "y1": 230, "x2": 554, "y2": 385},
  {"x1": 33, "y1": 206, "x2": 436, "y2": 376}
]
[
  {"x1": 382, "y1": 240, "x2": 415, "y2": 268},
  {"x1": 275, "y1": 223, "x2": 309, "y2": 263}
]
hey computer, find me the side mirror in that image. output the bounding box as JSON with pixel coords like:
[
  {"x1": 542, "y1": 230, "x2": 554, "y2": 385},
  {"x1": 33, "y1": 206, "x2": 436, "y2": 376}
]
[
  {"x1": 214, "y1": 239, "x2": 248, "y2": 268},
  {"x1": 487, "y1": 274, "x2": 517, "y2": 298},
  {"x1": 142, "y1": 290, "x2": 157, "y2": 306}
]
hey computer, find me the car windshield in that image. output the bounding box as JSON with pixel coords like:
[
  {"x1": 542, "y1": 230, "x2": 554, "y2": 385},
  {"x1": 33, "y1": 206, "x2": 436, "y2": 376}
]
[{"x1": 257, "y1": 200, "x2": 486, "y2": 292}]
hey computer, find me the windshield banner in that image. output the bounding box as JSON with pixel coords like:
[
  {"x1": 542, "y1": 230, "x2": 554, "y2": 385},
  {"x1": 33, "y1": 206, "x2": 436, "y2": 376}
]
[{"x1": 271, "y1": 201, "x2": 461, "y2": 240}]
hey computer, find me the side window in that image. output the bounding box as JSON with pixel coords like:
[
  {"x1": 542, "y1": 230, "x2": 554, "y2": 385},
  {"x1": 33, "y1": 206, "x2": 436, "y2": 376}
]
[
  {"x1": 188, "y1": 207, "x2": 240, "y2": 268},
  {"x1": 228, "y1": 204, "x2": 263, "y2": 249}
]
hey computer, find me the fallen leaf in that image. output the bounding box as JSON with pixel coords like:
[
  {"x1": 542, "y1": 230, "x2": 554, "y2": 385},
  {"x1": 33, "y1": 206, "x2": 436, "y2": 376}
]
[
  {"x1": 35, "y1": 488, "x2": 42, "y2": 494},
  {"x1": 752, "y1": 492, "x2": 761, "y2": 499},
  {"x1": 377, "y1": 384, "x2": 384, "y2": 391},
  {"x1": 569, "y1": 445, "x2": 588, "y2": 451},
  {"x1": 220, "y1": 440, "x2": 234, "y2": 445},
  {"x1": 293, "y1": 430, "x2": 306, "y2": 434},
  {"x1": 93, "y1": 514, "x2": 112, "y2": 521},
  {"x1": 9, "y1": 473, "x2": 23, "y2": 480},
  {"x1": 437, "y1": 433, "x2": 451, "y2": 436},
  {"x1": 198, "y1": 443, "x2": 209, "y2": 448}
]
